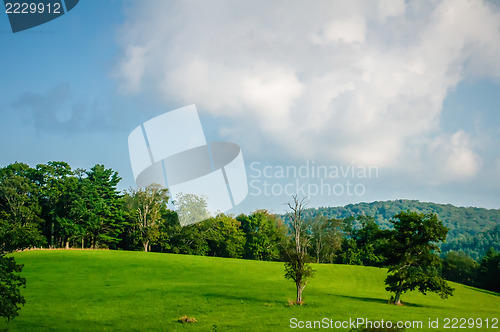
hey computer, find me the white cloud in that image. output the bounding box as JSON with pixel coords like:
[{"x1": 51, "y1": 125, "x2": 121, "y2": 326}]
[
  {"x1": 311, "y1": 17, "x2": 366, "y2": 44},
  {"x1": 114, "y1": 0, "x2": 500, "y2": 181},
  {"x1": 427, "y1": 131, "x2": 482, "y2": 183},
  {"x1": 377, "y1": 0, "x2": 406, "y2": 19},
  {"x1": 114, "y1": 45, "x2": 148, "y2": 93},
  {"x1": 162, "y1": 59, "x2": 303, "y2": 133}
]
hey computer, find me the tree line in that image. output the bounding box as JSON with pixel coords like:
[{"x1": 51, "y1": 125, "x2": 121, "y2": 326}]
[
  {"x1": 300, "y1": 200, "x2": 500, "y2": 259},
  {"x1": 0, "y1": 161, "x2": 286, "y2": 258},
  {"x1": 1, "y1": 161, "x2": 499, "y2": 319},
  {"x1": 304, "y1": 212, "x2": 499, "y2": 293}
]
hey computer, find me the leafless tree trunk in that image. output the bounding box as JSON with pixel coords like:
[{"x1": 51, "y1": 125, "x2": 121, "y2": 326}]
[
  {"x1": 315, "y1": 232, "x2": 322, "y2": 263},
  {"x1": 287, "y1": 195, "x2": 308, "y2": 260},
  {"x1": 284, "y1": 195, "x2": 314, "y2": 304}
]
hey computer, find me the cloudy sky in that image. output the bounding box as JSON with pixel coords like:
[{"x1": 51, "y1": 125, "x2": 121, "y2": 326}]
[{"x1": 1, "y1": 0, "x2": 499, "y2": 213}]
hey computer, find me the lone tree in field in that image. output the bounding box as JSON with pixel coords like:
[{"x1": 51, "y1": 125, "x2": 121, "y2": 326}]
[
  {"x1": 384, "y1": 211, "x2": 454, "y2": 305},
  {"x1": 283, "y1": 195, "x2": 314, "y2": 304}
]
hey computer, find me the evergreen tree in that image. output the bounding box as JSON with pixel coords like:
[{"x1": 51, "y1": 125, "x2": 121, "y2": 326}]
[{"x1": 82, "y1": 165, "x2": 124, "y2": 249}]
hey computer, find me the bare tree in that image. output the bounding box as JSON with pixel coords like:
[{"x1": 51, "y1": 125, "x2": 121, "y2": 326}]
[{"x1": 283, "y1": 195, "x2": 314, "y2": 304}]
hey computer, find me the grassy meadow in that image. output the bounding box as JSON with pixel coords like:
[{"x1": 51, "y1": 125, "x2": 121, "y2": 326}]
[{"x1": 1, "y1": 250, "x2": 498, "y2": 331}]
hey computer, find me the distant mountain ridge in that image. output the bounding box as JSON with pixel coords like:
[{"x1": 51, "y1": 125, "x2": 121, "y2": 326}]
[{"x1": 294, "y1": 199, "x2": 500, "y2": 259}]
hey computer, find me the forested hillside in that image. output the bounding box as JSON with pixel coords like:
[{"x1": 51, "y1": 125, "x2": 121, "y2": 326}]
[{"x1": 298, "y1": 200, "x2": 500, "y2": 259}]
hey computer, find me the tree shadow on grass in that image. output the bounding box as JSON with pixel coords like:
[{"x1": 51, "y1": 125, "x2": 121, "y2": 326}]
[
  {"x1": 203, "y1": 292, "x2": 278, "y2": 305},
  {"x1": 463, "y1": 285, "x2": 499, "y2": 297},
  {"x1": 337, "y1": 295, "x2": 426, "y2": 308},
  {"x1": 202, "y1": 292, "x2": 310, "y2": 308}
]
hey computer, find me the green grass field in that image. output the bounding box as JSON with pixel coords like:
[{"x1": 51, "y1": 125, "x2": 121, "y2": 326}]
[{"x1": 1, "y1": 250, "x2": 498, "y2": 331}]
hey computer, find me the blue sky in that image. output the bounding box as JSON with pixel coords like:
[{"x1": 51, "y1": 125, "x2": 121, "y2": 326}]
[{"x1": 1, "y1": 0, "x2": 499, "y2": 214}]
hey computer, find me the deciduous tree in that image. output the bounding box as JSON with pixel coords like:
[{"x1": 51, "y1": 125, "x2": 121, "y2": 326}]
[
  {"x1": 338, "y1": 216, "x2": 388, "y2": 266},
  {"x1": 441, "y1": 251, "x2": 478, "y2": 286},
  {"x1": 174, "y1": 193, "x2": 210, "y2": 226},
  {"x1": 0, "y1": 163, "x2": 45, "y2": 321},
  {"x1": 384, "y1": 211, "x2": 453, "y2": 305},
  {"x1": 0, "y1": 255, "x2": 25, "y2": 321},
  {"x1": 477, "y1": 248, "x2": 500, "y2": 292},
  {"x1": 237, "y1": 210, "x2": 287, "y2": 261},
  {"x1": 309, "y1": 215, "x2": 342, "y2": 263},
  {"x1": 127, "y1": 184, "x2": 169, "y2": 252},
  {"x1": 205, "y1": 214, "x2": 245, "y2": 258}
]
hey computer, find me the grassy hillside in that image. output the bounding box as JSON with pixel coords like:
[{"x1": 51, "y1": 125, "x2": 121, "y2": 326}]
[{"x1": 2, "y1": 250, "x2": 499, "y2": 331}]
